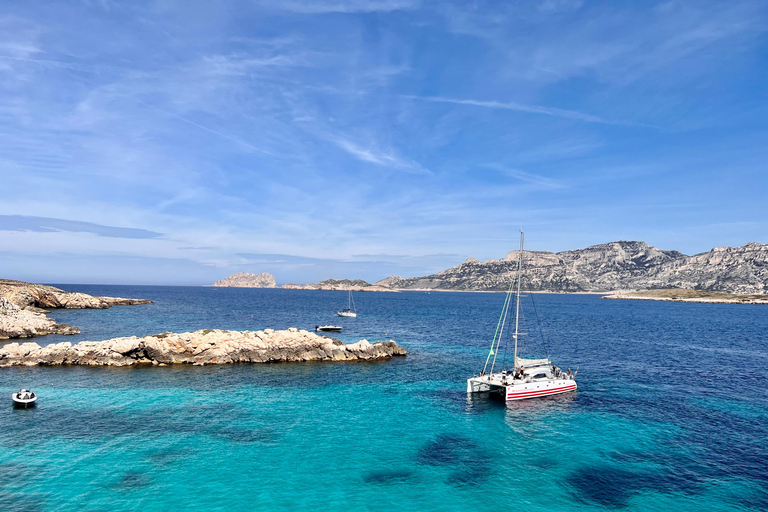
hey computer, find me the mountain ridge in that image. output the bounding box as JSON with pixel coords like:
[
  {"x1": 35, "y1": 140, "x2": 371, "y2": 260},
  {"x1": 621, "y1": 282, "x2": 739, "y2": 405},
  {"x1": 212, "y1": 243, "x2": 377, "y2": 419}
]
[{"x1": 373, "y1": 241, "x2": 768, "y2": 294}]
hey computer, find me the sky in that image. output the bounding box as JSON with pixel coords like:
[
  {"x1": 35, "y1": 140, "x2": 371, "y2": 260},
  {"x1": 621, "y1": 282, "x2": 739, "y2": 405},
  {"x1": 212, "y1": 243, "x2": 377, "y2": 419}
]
[{"x1": 0, "y1": 0, "x2": 767, "y2": 285}]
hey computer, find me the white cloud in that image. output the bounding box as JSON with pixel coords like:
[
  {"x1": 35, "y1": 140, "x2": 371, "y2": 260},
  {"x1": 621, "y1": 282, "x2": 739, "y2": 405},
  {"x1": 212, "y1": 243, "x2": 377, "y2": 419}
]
[
  {"x1": 331, "y1": 136, "x2": 432, "y2": 175},
  {"x1": 405, "y1": 95, "x2": 647, "y2": 127}
]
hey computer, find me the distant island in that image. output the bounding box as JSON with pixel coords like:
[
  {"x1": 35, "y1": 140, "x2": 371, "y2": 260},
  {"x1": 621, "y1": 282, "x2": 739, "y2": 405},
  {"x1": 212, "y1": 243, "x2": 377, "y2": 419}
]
[
  {"x1": 214, "y1": 241, "x2": 768, "y2": 296},
  {"x1": 282, "y1": 279, "x2": 395, "y2": 292},
  {"x1": 212, "y1": 272, "x2": 277, "y2": 288}
]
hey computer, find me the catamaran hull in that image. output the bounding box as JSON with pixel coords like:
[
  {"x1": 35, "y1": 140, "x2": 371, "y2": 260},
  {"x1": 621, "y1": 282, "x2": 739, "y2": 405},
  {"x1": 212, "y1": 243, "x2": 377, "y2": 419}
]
[
  {"x1": 467, "y1": 376, "x2": 576, "y2": 401},
  {"x1": 503, "y1": 380, "x2": 576, "y2": 401},
  {"x1": 466, "y1": 377, "x2": 492, "y2": 393}
]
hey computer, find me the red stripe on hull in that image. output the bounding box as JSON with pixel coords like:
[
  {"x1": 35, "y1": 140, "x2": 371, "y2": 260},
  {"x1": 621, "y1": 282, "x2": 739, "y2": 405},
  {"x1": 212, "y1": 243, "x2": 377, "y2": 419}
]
[{"x1": 506, "y1": 385, "x2": 576, "y2": 400}]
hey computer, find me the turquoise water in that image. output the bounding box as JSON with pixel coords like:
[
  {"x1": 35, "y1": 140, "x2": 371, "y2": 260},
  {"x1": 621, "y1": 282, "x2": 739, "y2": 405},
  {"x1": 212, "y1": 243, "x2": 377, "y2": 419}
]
[{"x1": 1, "y1": 287, "x2": 767, "y2": 511}]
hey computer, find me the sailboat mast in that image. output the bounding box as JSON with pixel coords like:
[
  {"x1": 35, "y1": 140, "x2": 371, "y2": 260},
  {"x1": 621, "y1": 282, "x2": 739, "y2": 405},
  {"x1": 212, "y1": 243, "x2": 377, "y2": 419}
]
[{"x1": 513, "y1": 232, "x2": 524, "y2": 370}]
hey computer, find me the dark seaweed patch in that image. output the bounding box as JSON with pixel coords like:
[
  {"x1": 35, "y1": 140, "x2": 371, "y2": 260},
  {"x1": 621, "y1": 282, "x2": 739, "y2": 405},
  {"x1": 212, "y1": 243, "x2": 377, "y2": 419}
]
[
  {"x1": 362, "y1": 469, "x2": 414, "y2": 484},
  {"x1": 567, "y1": 466, "x2": 642, "y2": 508},
  {"x1": 417, "y1": 434, "x2": 492, "y2": 487},
  {"x1": 212, "y1": 427, "x2": 275, "y2": 444},
  {"x1": 0, "y1": 464, "x2": 29, "y2": 487},
  {"x1": 567, "y1": 465, "x2": 704, "y2": 508},
  {"x1": 0, "y1": 490, "x2": 44, "y2": 512},
  {"x1": 417, "y1": 434, "x2": 478, "y2": 466},
  {"x1": 147, "y1": 448, "x2": 187, "y2": 466},
  {"x1": 115, "y1": 472, "x2": 151, "y2": 490}
]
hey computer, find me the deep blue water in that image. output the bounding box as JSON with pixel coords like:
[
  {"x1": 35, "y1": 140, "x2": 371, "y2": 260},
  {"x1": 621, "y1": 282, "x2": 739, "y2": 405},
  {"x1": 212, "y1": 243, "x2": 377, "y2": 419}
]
[{"x1": 1, "y1": 286, "x2": 767, "y2": 511}]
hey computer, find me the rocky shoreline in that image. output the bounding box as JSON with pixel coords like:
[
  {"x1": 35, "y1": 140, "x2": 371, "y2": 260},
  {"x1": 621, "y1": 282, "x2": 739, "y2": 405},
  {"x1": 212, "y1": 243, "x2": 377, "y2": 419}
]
[
  {"x1": 0, "y1": 279, "x2": 152, "y2": 340},
  {"x1": 601, "y1": 289, "x2": 768, "y2": 305},
  {"x1": 0, "y1": 328, "x2": 406, "y2": 367}
]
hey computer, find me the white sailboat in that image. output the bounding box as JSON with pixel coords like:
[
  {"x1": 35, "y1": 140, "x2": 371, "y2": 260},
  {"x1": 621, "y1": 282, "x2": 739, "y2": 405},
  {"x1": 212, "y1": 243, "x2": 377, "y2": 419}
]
[
  {"x1": 337, "y1": 290, "x2": 357, "y2": 317},
  {"x1": 466, "y1": 232, "x2": 577, "y2": 401}
]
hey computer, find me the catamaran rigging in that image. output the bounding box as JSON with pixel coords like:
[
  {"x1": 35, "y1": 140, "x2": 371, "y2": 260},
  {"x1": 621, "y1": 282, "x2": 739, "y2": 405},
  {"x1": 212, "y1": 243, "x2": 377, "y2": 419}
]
[{"x1": 467, "y1": 232, "x2": 577, "y2": 401}]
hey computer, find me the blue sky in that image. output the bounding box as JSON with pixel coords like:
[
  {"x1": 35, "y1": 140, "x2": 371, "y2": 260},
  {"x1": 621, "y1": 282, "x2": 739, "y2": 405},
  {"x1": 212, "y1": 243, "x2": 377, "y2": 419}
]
[{"x1": 1, "y1": 0, "x2": 766, "y2": 285}]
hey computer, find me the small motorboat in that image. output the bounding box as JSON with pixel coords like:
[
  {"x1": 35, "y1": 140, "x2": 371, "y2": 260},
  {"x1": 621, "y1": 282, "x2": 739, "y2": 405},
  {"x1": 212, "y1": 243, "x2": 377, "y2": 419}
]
[
  {"x1": 12, "y1": 389, "x2": 37, "y2": 409},
  {"x1": 315, "y1": 325, "x2": 342, "y2": 332}
]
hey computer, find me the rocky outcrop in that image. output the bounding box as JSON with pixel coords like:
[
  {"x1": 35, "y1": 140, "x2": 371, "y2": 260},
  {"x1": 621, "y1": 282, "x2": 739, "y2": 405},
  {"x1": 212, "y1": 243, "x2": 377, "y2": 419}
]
[
  {"x1": 0, "y1": 279, "x2": 152, "y2": 339},
  {"x1": 0, "y1": 298, "x2": 79, "y2": 339},
  {"x1": 212, "y1": 272, "x2": 277, "y2": 288},
  {"x1": 602, "y1": 289, "x2": 768, "y2": 305},
  {"x1": 0, "y1": 328, "x2": 407, "y2": 367},
  {"x1": 374, "y1": 241, "x2": 768, "y2": 294},
  {"x1": 281, "y1": 279, "x2": 395, "y2": 292},
  {"x1": 0, "y1": 279, "x2": 152, "y2": 309}
]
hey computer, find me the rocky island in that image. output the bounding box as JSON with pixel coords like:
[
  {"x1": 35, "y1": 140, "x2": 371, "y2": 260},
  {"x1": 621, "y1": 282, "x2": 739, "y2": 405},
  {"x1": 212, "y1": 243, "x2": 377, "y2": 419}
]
[
  {"x1": 281, "y1": 278, "x2": 395, "y2": 292},
  {"x1": 0, "y1": 328, "x2": 406, "y2": 367},
  {"x1": 0, "y1": 279, "x2": 152, "y2": 340},
  {"x1": 212, "y1": 272, "x2": 277, "y2": 288}
]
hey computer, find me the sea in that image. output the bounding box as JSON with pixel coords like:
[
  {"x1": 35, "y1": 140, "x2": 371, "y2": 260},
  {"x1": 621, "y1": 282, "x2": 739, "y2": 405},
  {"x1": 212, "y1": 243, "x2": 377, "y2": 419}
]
[{"x1": 1, "y1": 285, "x2": 767, "y2": 512}]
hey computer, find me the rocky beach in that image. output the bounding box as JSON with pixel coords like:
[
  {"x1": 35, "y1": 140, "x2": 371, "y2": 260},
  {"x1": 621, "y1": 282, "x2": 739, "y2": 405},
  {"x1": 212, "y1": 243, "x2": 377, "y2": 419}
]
[{"x1": 0, "y1": 328, "x2": 406, "y2": 367}]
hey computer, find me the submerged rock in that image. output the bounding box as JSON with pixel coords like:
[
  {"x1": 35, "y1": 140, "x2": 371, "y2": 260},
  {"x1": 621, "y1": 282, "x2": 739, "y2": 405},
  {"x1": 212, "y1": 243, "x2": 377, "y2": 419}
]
[{"x1": 0, "y1": 328, "x2": 407, "y2": 367}]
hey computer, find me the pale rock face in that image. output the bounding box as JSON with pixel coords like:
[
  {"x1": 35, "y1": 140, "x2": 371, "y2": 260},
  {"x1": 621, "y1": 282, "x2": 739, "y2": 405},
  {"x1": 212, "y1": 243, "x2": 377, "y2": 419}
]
[
  {"x1": 212, "y1": 273, "x2": 277, "y2": 288},
  {"x1": 0, "y1": 328, "x2": 406, "y2": 367},
  {"x1": 0, "y1": 279, "x2": 151, "y2": 340},
  {"x1": 0, "y1": 297, "x2": 79, "y2": 339},
  {"x1": 374, "y1": 241, "x2": 768, "y2": 294}
]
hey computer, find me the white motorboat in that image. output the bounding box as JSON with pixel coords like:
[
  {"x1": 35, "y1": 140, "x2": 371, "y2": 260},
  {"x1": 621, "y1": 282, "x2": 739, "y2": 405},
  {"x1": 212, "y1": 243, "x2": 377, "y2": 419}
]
[
  {"x1": 315, "y1": 325, "x2": 343, "y2": 332},
  {"x1": 337, "y1": 290, "x2": 357, "y2": 317},
  {"x1": 466, "y1": 232, "x2": 577, "y2": 401},
  {"x1": 12, "y1": 389, "x2": 37, "y2": 409}
]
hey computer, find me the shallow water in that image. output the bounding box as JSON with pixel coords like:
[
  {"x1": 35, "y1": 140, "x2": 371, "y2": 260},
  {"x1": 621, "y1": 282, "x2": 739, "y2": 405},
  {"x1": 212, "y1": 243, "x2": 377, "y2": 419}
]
[{"x1": 1, "y1": 286, "x2": 767, "y2": 511}]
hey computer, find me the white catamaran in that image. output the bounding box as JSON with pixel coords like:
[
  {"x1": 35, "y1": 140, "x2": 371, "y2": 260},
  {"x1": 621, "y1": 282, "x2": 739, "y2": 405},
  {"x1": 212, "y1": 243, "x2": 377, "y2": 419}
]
[
  {"x1": 337, "y1": 290, "x2": 357, "y2": 318},
  {"x1": 466, "y1": 232, "x2": 577, "y2": 401}
]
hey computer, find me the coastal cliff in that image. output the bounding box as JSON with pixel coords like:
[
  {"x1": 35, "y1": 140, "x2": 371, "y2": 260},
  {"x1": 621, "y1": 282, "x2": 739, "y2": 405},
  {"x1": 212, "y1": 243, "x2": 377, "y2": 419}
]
[
  {"x1": 374, "y1": 241, "x2": 768, "y2": 294},
  {"x1": 212, "y1": 272, "x2": 277, "y2": 288},
  {"x1": 0, "y1": 279, "x2": 152, "y2": 340},
  {"x1": 0, "y1": 328, "x2": 406, "y2": 367}
]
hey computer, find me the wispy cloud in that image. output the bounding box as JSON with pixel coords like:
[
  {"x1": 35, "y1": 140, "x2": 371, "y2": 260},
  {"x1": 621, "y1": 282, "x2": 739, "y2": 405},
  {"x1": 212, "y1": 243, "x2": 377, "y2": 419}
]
[
  {"x1": 404, "y1": 95, "x2": 649, "y2": 127},
  {"x1": 331, "y1": 136, "x2": 432, "y2": 175},
  {"x1": 0, "y1": 215, "x2": 163, "y2": 239},
  {"x1": 261, "y1": 0, "x2": 420, "y2": 14}
]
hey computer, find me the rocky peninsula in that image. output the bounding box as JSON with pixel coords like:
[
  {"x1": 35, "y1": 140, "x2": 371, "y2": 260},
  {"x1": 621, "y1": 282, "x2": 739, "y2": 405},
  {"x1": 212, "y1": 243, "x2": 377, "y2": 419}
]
[
  {"x1": 212, "y1": 272, "x2": 277, "y2": 288},
  {"x1": 0, "y1": 328, "x2": 406, "y2": 367},
  {"x1": 0, "y1": 279, "x2": 152, "y2": 340}
]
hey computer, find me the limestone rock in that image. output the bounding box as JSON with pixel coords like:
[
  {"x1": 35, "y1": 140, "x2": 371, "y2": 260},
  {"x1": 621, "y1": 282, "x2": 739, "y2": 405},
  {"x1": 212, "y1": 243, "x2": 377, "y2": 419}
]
[
  {"x1": 374, "y1": 241, "x2": 768, "y2": 294},
  {"x1": 0, "y1": 297, "x2": 80, "y2": 339},
  {"x1": 0, "y1": 328, "x2": 406, "y2": 367},
  {"x1": 0, "y1": 279, "x2": 151, "y2": 339},
  {"x1": 212, "y1": 273, "x2": 277, "y2": 288}
]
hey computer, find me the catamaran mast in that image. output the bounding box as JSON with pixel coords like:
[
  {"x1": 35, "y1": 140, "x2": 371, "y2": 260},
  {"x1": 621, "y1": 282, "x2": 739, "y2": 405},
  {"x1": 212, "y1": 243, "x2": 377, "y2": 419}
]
[{"x1": 513, "y1": 232, "x2": 524, "y2": 369}]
